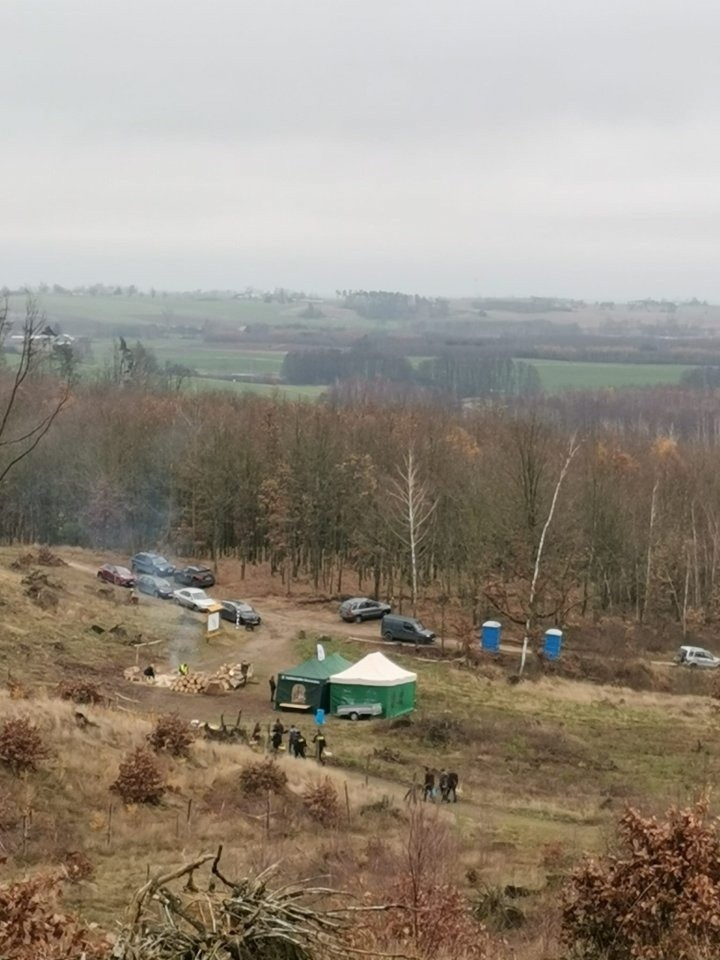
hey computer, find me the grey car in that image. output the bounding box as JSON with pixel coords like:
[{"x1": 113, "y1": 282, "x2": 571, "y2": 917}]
[
  {"x1": 136, "y1": 574, "x2": 174, "y2": 599},
  {"x1": 339, "y1": 597, "x2": 391, "y2": 623}
]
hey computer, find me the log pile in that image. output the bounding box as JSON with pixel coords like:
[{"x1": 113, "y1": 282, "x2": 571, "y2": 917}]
[
  {"x1": 170, "y1": 672, "x2": 210, "y2": 694},
  {"x1": 169, "y1": 663, "x2": 252, "y2": 695}
]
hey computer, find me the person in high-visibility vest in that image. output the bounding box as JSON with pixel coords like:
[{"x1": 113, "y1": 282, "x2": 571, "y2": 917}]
[{"x1": 178, "y1": 662, "x2": 189, "y2": 676}]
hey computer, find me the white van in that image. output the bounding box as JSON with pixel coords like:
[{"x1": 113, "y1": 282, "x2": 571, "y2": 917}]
[{"x1": 675, "y1": 645, "x2": 720, "y2": 668}]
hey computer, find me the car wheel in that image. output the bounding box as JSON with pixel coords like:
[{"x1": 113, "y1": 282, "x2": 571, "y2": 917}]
[
  {"x1": 349, "y1": 711, "x2": 359, "y2": 721},
  {"x1": 383, "y1": 631, "x2": 393, "y2": 641},
  {"x1": 354, "y1": 615, "x2": 362, "y2": 623},
  {"x1": 154, "y1": 590, "x2": 160, "y2": 598}
]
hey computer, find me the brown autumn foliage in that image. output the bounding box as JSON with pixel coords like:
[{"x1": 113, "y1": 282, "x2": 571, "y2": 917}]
[
  {"x1": 0, "y1": 716, "x2": 49, "y2": 774},
  {"x1": 239, "y1": 758, "x2": 288, "y2": 797},
  {"x1": 563, "y1": 799, "x2": 720, "y2": 960},
  {"x1": 111, "y1": 746, "x2": 166, "y2": 804},
  {"x1": 0, "y1": 872, "x2": 108, "y2": 959},
  {"x1": 147, "y1": 712, "x2": 194, "y2": 758},
  {"x1": 57, "y1": 680, "x2": 104, "y2": 704},
  {"x1": 302, "y1": 777, "x2": 341, "y2": 826}
]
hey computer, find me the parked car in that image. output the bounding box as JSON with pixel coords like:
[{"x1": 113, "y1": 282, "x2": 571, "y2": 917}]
[
  {"x1": 339, "y1": 597, "x2": 392, "y2": 623},
  {"x1": 97, "y1": 564, "x2": 136, "y2": 587},
  {"x1": 220, "y1": 600, "x2": 262, "y2": 628},
  {"x1": 136, "y1": 574, "x2": 174, "y2": 599},
  {"x1": 381, "y1": 614, "x2": 435, "y2": 645},
  {"x1": 336, "y1": 703, "x2": 383, "y2": 720},
  {"x1": 675, "y1": 645, "x2": 720, "y2": 668},
  {"x1": 173, "y1": 587, "x2": 217, "y2": 611},
  {"x1": 130, "y1": 552, "x2": 175, "y2": 577},
  {"x1": 174, "y1": 565, "x2": 215, "y2": 588}
]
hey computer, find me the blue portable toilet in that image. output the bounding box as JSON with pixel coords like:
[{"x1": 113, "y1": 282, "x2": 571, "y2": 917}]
[
  {"x1": 481, "y1": 620, "x2": 501, "y2": 653},
  {"x1": 544, "y1": 628, "x2": 563, "y2": 660}
]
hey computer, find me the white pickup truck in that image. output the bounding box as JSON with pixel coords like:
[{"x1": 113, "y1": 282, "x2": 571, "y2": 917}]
[{"x1": 335, "y1": 703, "x2": 383, "y2": 721}]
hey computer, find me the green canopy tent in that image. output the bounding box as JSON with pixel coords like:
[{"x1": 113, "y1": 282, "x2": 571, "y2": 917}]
[
  {"x1": 329, "y1": 651, "x2": 417, "y2": 719},
  {"x1": 275, "y1": 653, "x2": 353, "y2": 713}
]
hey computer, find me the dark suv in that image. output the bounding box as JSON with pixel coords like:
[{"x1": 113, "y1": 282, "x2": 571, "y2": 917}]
[
  {"x1": 174, "y1": 565, "x2": 216, "y2": 588},
  {"x1": 130, "y1": 552, "x2": 175, "y2": 577}
]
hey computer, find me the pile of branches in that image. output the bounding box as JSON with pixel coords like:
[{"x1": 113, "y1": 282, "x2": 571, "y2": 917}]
[{"x1": 115, "y1": 846, "x2": 389, "y2": 960}]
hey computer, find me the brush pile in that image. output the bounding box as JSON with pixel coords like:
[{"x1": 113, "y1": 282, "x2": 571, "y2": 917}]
[{"x1": 115, "y1": 848, "x2": 348, "y2": 960}]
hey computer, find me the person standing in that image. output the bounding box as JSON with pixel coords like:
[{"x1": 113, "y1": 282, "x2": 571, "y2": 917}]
[
  {"x1": 288, "y1": 724, "x2": 299, "y2": 758},
  {"x1": 271, "y1": 718, "x2": 284, "y2": 753},
  {"x1": 423, "y1": 767, "x2": 435, "y2": 802},
  {"x1": 295, "y1": 730, "x2": 307, "y2": 759},
  {"x1": 268, "y1": 675, "x2": 277, "y2": 703},
  {"x1": 438, "y1": 769, "x2": 450, "y2": 802},
  {"x1": 447, "y1": 771, "x2": 459, "y2": 803},
  {"x1": 313, "y1": 730, "x2": 327, "y2": 765}
]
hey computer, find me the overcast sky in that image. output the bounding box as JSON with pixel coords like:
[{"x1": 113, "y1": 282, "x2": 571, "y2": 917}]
[{"x1": 2, "y1": 0, "x2": 720, "y2": 299}]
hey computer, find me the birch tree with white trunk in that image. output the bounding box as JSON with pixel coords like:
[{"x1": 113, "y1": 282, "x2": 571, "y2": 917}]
[{"x1": 387, "y1": 447, "x2": 437, "y2": 615}]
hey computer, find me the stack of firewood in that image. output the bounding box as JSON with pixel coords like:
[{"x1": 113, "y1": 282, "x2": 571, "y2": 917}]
[{"x1": 170, "y1": 672, "x2": 210, "y2": 694}]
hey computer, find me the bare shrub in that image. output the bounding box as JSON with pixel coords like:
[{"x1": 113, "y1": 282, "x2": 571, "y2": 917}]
[
  {"x1": 61, "y1": 850, "x2": 94, "y2": 882},
  {"x1": 471, "y1": 883, "x2": 525, "y2": 932},
  {"x1": 0, "y1": 873, "x2": 108, "y2": 959},
  {"x1": 405, "y1": 714, "x2": 478, "y2": 746},
  {"x1": 7, "y1": 675, "x2": 32, "y2": 700},
  {"x1": 563, "y1": 799, "x2": 720, "y2": 959},
  {"x1": 111, "y1": 747, "x2": 166, "y2": 805},
  {"x1": 0, "y1": 717, "x2": 49, "y2": 774},
  {"x1": 57, "y1": 680, "x2": 103, "y2": 705},
  {"x1": 239, "y1": 758, "x2": 287, "y2": 797},
  {"x1": 361, "y1": 806, "x2": 493, "y2": 960},
  {"x1": 147, "y1": 713, "x2": 194, "y2": 758},
  {"x1": 302, "y1": 777, "x2": 340, "y2": 826},
  {"x1": 36, "y1": 546, "x2": 67, "y2": 566}
]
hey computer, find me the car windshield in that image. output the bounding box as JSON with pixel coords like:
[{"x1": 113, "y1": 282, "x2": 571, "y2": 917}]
[
  {"x1": 117, "y1": 567, "x2": 132, "y2": 576},
  {"x1": 155, "y1": 557, "x2": 169, "y2": 565},
  {"x1": 232, "y1": 601, "x2": 252, "y2": 611},
  {"x1": 187, "y1": 589, "x2": 207, "y2": 598}
]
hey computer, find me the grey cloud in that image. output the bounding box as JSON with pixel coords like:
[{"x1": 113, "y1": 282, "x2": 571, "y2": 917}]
[{"x1": 2, "y1": 0, "x2": 720, "y2": 296}]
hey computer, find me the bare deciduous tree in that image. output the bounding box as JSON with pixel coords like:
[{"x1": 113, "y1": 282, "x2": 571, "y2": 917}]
[
  {"x1": 0, "y1": 296, "x2": 71, "y2": 486},
  {"x1": 387, "y1": 447, "x2": 437, "y2": 614}
]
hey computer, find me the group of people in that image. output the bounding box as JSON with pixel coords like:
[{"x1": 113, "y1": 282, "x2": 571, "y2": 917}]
[
  {"x1": 271, "y1": 719, "x2": 328, "y2": 763},
  {"x1": 423, "y1": 767, "x2": 460, "y2": 803}
]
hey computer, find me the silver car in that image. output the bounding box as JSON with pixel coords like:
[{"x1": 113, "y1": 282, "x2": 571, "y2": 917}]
[
  {"x1": 173, "y1": 587, "x2": 217, "y2": 612},
  {"x1": 339, "y1": 597, "x2": 391, "y2": 623},
  {"x1": 675, "y1": 645, "x2": 720, "y2": 668}
]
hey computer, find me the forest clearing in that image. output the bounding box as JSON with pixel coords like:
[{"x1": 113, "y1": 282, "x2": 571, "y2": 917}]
[{"x1": 1, "y1": 544, "x2": 719, "y2": 958}]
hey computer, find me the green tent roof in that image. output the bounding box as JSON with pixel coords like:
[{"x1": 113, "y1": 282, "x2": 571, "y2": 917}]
[{"x1": 280, "y1": 653, "x2": 353, "y2": 681}]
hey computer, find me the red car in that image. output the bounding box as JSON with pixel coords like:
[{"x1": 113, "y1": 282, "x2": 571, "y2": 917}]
[{"x1": 97, "y1": 563, "x2": 136, "y2": 587}]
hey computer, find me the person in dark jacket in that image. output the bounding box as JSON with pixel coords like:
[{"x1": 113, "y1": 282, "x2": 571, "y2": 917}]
[
  {"x1": 295, "y1": 731, "x2": 307, "y2": 759},
  {"x1": 313, "y1": 730, "x2": 327, "y2": 765},
  {"x1": 423, "y1": 767, "x2": 435, "y2": 802},
  {"x1": 438, "y1": 768, "x2": 450, "y2": 802},
  {"x1": 288, "y1": 725, "x2": 299, "y2": 757},
  {"x1": 269, "y1": 675, "x2": 277, "y2": 702},
  {"x1": 447, "y1": 771, "x2": 459, "y2": 803}
]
